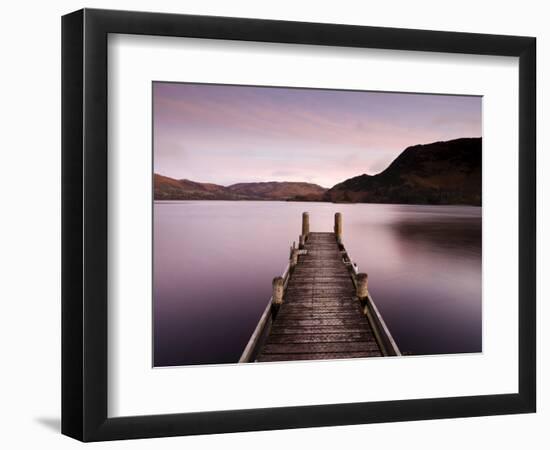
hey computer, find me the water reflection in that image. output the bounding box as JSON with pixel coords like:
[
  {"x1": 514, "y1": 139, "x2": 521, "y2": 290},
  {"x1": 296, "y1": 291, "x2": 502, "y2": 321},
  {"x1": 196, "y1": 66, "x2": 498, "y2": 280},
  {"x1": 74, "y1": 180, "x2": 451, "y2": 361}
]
[{"x1": 390, "y1": 206, "x2": 481, "y2": 257}]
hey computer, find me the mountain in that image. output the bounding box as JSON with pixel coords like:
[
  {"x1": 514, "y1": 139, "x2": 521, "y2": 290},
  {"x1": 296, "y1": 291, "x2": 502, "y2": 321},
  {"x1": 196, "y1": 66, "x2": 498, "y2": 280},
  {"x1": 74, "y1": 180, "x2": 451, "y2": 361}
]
[
  {"x1": 154, "y1": 174, "x2": 237, "y2": 200},
  {"x1": 226, "y1": 181, "x2": 326, "y2": 201},
  {"x1": 324, "y1": 137, "x2": 481, "y2": 206},
  {"x1": 154, "y1": 174, "x2": 327, "y2": 201}
]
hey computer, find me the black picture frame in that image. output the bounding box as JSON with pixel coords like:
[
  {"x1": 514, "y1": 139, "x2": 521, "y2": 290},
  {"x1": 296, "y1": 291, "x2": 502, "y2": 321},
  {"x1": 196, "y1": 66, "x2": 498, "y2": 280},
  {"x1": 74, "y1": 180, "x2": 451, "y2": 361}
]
[{"x1": 61, "y1": 8, "x2": 536, "y2": 442}]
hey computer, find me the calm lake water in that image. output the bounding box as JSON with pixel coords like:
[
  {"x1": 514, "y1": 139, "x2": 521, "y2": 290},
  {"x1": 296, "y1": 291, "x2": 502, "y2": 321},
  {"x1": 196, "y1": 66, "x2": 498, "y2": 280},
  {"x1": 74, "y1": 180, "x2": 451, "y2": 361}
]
[{"x1": 154, "y1": 201, "x2": 481, "y2": 366}]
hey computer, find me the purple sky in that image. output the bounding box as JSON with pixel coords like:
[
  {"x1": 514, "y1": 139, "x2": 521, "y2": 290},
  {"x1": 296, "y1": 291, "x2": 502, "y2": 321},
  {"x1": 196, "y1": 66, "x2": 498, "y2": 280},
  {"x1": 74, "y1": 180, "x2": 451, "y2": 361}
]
[{"x1": 153, "y1": 82, "x2": 481, "y2": 188}]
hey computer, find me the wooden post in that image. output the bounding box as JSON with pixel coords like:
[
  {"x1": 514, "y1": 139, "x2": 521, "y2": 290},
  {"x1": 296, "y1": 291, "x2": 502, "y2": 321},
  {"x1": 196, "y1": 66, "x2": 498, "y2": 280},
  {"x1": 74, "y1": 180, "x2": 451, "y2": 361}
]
[
  {"x1": 272, "y1": 276, "x2": 284, "y2": 305},
  {"x1": 290, "y1": 248, "x2": 298, "y2": 268},
  {"x1": 334, "y1": 212, "x2": 342, "y2": 243},
  {"x1": 299, "y1": 234, "x2": 306, "y2": 249},
  {"x1": 302, "y1": 212, "x2": 310, "y2": 237},
  {"x1": 356, "y1": 273, "x2": 368, "y2": 299}
]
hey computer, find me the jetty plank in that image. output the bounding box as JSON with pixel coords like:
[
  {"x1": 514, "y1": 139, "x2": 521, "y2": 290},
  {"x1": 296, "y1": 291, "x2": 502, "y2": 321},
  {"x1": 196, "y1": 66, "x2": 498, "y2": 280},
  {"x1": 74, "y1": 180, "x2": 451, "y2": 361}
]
[{"x1": 256, "y1": 352, "x2": 378, "y2": 362}]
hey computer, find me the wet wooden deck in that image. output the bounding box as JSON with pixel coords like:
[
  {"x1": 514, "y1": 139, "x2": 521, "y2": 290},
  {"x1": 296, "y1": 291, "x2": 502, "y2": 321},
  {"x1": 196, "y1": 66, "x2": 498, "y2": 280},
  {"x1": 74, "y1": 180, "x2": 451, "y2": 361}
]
[{"x1": 256, "y1": 232, "x2": 383, "y2": 362}]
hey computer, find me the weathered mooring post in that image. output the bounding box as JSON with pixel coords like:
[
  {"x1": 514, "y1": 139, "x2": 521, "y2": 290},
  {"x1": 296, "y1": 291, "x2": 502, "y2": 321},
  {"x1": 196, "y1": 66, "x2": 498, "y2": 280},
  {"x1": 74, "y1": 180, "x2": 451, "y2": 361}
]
[
  {"x1": 334, "y1": 212, "x2": 342, "y2": 243},
  {"x1": 290, "y1": 247, "x2": 299, "y2": 268},
  {"x1": 356, "y1": 273, "x2": 368, "y2": 300},
  {"x1": 302, "y1": 212, "x2": 310, "y2": 237},
  {"x1": 272, "y1": 276, "x2": 284, "y2": 305}
]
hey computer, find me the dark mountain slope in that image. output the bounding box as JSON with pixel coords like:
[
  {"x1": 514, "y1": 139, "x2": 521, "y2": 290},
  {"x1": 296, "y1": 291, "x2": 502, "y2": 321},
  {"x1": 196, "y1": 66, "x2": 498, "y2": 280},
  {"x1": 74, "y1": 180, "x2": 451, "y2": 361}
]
[{"x1": 324, "y1": 137, "x2": 481, "y2": 206}]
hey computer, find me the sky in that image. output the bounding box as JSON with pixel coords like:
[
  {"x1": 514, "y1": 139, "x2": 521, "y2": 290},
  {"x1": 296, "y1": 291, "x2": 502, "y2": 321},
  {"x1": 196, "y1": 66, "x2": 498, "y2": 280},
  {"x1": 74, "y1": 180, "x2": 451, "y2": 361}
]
[{"x1": 153, "y1": 82, "x2": 481, "y2": 188}]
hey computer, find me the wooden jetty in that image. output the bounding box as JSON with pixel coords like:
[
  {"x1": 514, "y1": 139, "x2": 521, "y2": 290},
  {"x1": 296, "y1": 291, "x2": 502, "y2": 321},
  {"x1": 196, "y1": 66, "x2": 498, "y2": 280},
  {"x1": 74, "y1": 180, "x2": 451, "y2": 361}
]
[{"x1": 240, "y1": 212, "x2": 400, "y2": 363}]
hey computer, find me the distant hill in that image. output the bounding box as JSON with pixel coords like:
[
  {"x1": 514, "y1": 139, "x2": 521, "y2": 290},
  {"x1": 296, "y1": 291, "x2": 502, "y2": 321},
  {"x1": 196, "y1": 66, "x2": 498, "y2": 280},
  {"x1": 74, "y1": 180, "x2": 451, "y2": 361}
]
[
  {"x1": 154, "y1": 174, "x2": 327, "y2": 201},
  {"x1": 154, "y1": 174, "x2": 239, "y2": 200},
  {"x1": 226, "y1": 181, "x2": 326, "y2": 201},
  {"x1": 324, "y1": 137, "x2": 481, "y2": 206}
]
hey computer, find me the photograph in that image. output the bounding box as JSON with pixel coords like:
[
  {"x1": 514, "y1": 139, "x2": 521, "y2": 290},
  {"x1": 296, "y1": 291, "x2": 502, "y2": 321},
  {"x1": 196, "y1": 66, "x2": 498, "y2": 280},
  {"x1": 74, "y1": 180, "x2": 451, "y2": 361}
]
[{"x1": 153, "y1": 82, "x2": 482, "y2": 367}]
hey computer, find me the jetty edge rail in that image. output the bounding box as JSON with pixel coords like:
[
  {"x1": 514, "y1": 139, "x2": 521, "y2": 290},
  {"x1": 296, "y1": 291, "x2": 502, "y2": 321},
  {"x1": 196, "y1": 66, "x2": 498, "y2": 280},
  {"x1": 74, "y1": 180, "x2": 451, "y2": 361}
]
[{"x1": 239, "y1": 212, "x2": 401, "y2": 363}]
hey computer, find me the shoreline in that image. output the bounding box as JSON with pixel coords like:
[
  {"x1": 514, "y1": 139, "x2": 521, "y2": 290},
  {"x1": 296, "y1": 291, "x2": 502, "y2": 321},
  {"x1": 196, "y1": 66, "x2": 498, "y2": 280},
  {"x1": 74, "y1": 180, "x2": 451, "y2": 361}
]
[{"x1": 153, "y1": 199, "x2": 483, "y2": 207}]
